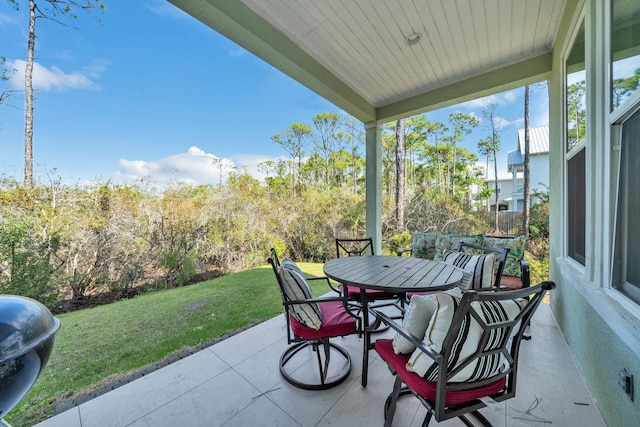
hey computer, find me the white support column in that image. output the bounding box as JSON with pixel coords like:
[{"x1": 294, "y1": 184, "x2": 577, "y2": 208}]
[{"x1": 365, "y1": 121, "x2": 382, "y2": 254}]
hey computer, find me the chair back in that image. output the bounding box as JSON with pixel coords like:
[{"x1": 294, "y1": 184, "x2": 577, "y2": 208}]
[
  {"x1": 336, "y1": 237, "x2": 374, "y2": 258},
  {"x1": 268, "y1": 248, "x2": 295, "y2": 341},
  {"x1": 431, "y1": 281, "x2": 554, "y2": 419},
  {"x1": 457, "y1": 242, "x2": 509, "y2": 289},
  {"x1": 267, "y1": 247, "x2": 285, "y2": 291}
]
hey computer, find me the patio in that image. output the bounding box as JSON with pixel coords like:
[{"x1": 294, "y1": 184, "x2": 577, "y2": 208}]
[{"x1": 33, "y1": 302, "x2": 605, "y2": 427}]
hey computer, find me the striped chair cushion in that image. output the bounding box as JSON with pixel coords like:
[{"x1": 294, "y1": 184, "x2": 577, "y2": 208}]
[
  {"x1": 441, "y1": 250, "x2": 495, "y2": 291},
  {"x1": 406, "y1": 292, "x2": 526, "y2": 382},
  {"x1": 279, "y1": 258, "x2": 322, "y2": 330}
]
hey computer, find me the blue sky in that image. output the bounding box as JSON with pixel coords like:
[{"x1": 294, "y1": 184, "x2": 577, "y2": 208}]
[{"x1": 0, "y1": 1, "x2": 549, "y2": 187}]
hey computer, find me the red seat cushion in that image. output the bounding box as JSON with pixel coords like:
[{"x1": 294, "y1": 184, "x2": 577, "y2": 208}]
[
  {"x1": 499, "y1": 275, "x2": 523, "y2": 290},
  {"x1": 341, "y1": 283, "x2": 396, "y2": 299},
  {"x1": 375, "y1": 339, "x2": 506, "y2": 405},
  {"x1": 290, "y1": 301, "x2": 356, "y2": 339}
]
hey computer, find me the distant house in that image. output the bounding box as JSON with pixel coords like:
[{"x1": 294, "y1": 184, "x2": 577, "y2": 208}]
[
  {"x1": 485, "y1": 173, "x2": 514, "y2": 212},
  {"x1": 507, "y1": 125, "x2": 550, "y2": 211},
  {"x1": 483, "y1": 125, "x2": 549, "y2": 212}
]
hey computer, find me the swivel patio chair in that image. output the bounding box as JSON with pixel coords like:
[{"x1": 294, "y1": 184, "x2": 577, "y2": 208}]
[
  {"x1": 268, "y1": 248, "x2": 361, "y2": 390},
  {"x1": 373, "y1": 281, "x2": 555, "y2": 426}
]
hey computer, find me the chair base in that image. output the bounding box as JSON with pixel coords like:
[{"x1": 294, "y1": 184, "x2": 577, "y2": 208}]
[
  {"x1": 383, "y1": 385, "x2": 493, "y2": 427},
  {"x1": 280, "y1": 340, "x2": 351, "y2": 390}
]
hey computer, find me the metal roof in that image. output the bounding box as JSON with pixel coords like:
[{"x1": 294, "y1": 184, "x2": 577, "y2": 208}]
[{"x1": 517, "y1": 125, "x2": 550, "y2": 155}]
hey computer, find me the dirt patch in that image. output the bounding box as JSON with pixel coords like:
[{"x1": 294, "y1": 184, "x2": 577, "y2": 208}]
[
  {"x1": 50, "y1": 269, "x2": 224, "y2": 314},
  {"x1": 184, "y1": 300, "x2": 212, "y2": 313}
]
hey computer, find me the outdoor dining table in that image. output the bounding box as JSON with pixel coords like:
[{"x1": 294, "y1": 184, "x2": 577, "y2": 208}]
[{"x1": 323, "y1": 255, "x2": 464, "y2": 387}]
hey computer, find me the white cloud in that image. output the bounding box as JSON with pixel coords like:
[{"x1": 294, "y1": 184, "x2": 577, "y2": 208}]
[
  {"x1": 228, "y1": 47, "x2": 246, "y2": 58},
  {"x1": 502, "y1": 91, "x2": 519, "y2": 103},
  {"x1": 0, "y1": 11, "x2": 20, "y2": 28},
  {"x1": 146, "y1": 1, "x2": 190, "y2": 19},
  {"x1": 113, "y1": 147, "x2": 283, "y2": 186},
  {"x1": 496, "y1": 116, "x2": 519, "y2": 129},
  {"x1": 460, "y1": 90, "x2": 519, "y2": 109},
  {"x1": 8, "y1": 59, "x2": 103, "y2": 92}
]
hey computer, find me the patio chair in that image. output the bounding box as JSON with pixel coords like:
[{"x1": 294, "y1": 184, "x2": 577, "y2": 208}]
[
  {"x1": 406, "y1": 243, "x2": 508, "y2": 302},
  {"x1": 373, "y1": 281, "x2": 555, "y2": 426},
  {"x1": 335, "y1": 238, "x2": 398, "y2": 300},
  {"x1": 268, "y1": 248, "x2": 361, "y2": 390},
  {"x1": 456, "y1": 242, "x2": 535, "y2": 340},
  {"x1": 455, "y1": 242, "x2": 510, "y2": 290}
]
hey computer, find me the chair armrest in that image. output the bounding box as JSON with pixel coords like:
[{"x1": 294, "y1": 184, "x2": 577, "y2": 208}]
[
  {"x1": 283, "y1": 295, "x2": 348, "y2": 306},
  {"x1": 397, "y1": 248, "x2": 412, "y2": 257},
  {"x1": 283, "y1": 295, "x2": 362, "y2": 327},
  {"x1": 520, "y1": 257, "x2": 530, "y2": 289},
  {"x1": 307, "y1": 275, "x2": 342, "y2": 294},
  {"x1": 371, "y1": 309, "x2": 441, "y2": 362},
  {"x1": 307, "y1": 276, "x2": 330, "y2": 282}
]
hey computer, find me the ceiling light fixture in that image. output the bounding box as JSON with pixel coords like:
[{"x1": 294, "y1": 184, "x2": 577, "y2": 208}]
[{"x1": 405, "y1": 31, "x2": 421, "y2": 46}]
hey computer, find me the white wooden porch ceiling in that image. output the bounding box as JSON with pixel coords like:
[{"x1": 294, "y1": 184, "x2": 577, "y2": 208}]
[{"x1": 240, "y1": 0, "x2": 566, "y2": 108}]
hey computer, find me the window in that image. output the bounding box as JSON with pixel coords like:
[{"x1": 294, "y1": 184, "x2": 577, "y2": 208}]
[
  {"x1": 567, "y1": 148, "x2": 586, "y2": 264},
  {"x1": 612, "y1": 108, "x2": 640, "y2": 304},
  {"x1": 611, "y1": 0, "x2": 640, "y2": 111},
  {"x1": 566, "y1": 19, "x2": 586, "y2": 266}
]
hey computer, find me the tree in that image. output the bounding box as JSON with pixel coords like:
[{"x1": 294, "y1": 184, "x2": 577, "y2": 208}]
[
  {"x1": 612, "y1": 68, "x2": 640, "y2": 108},
  {"x1": 0, "y1": 56, "x2": 18, "y2": 107},
  {"x1": 395, "y1": 119, "x2": 405, "y2": 229},
  {"x1": 424, "y1": 120, "x2": 448, "y2": 192},
  {"x1": 403, "y1": 115, "x2": 429, "y2": 186},
  {"x1": 566, "y1": 80, "x2": 586, "y2": 151},
  {"x1": 271, "y1": 123, "x2": 311, "y2": 193},
  {"x1": 523, "y1": 86, "x2": 531, "y2": 245},
  {"x1": 446, "y1": 112, "x2": 479, "y2": 196},
  {"x1": 312, "y1": 113, "x2": 341, "y2": 184},
  {"x1": 7, "y1": 0, "x2": 106, "y2": 188},
  {"x1": 479, "y1": 104, "x2": 501, "y2": 232},
  {"x1": 341, "y1": 116, "x2": 365, "y2": 193}
]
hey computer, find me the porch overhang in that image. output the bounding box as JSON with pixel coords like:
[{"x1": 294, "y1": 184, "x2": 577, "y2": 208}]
[{"x1": 168, "y1": 0, "x2": 554, "y2": 124}]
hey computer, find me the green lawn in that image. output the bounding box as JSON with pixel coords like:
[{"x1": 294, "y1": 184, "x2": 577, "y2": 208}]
[{"x1": 6, "y1": 263, "x2": 328, "y2": 427}]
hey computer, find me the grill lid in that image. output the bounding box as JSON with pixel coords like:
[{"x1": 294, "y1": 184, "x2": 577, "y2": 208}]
[{"x1": 0, "y1": 295, "x2": 60, "y2": 365}]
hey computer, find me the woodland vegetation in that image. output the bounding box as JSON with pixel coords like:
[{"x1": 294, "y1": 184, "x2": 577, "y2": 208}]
[{"x1": 0, "y1": 112, "x2": 550, "y2": 312}]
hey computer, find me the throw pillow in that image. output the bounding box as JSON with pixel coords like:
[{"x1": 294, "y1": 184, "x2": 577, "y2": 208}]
[
  {"x1": 434, "y1": 234, "x2": 483, "y2": 260},
  {"x1": 484, "y1": 235, "x2": 525, "y2": 278},
  {"x1": 410, "y1": 232, "x2": 439, "y2": 259},
  {"x1": 441, "y1": 250, "x2": 495, "y2": 291},
  {"x1": 279, "y1": 258, "x2": 323, "y2": 330},
  {"x1": 392, "y1": 287, "x2": 462, "y2": 354},
  {"x1": 406, "y1": 292, "x2": 526, "y2": 382}
]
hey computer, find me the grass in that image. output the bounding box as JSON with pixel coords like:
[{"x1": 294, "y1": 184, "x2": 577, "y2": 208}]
[{"x1": 5, "y1": 262, "x2": 328, "y2": 427}]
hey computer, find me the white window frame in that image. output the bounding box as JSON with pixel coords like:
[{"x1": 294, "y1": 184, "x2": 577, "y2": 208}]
[
  {"x1": 608, "y1": 0, "x2": 640, "y2": 311},
  {"x1": 563, "y1": 11, "x2": 588, "y2": 272},
  {"x1": 610, "y1": 102, "x2": 640, "y2": 309}
]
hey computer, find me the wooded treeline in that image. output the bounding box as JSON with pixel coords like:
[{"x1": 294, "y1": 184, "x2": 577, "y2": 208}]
[{"x1": 0, "y1": 112, "x2": 549, "y2": 310}]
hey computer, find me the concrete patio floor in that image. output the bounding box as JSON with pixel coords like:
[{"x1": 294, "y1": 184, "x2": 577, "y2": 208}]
[{"x1": 33, "y1": 303, "x2": 606, "y2": 427}]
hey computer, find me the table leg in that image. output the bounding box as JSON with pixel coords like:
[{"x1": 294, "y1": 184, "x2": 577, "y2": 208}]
[{"x1": 360, "y1": 291, "x2": 370, "y2": 388}]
